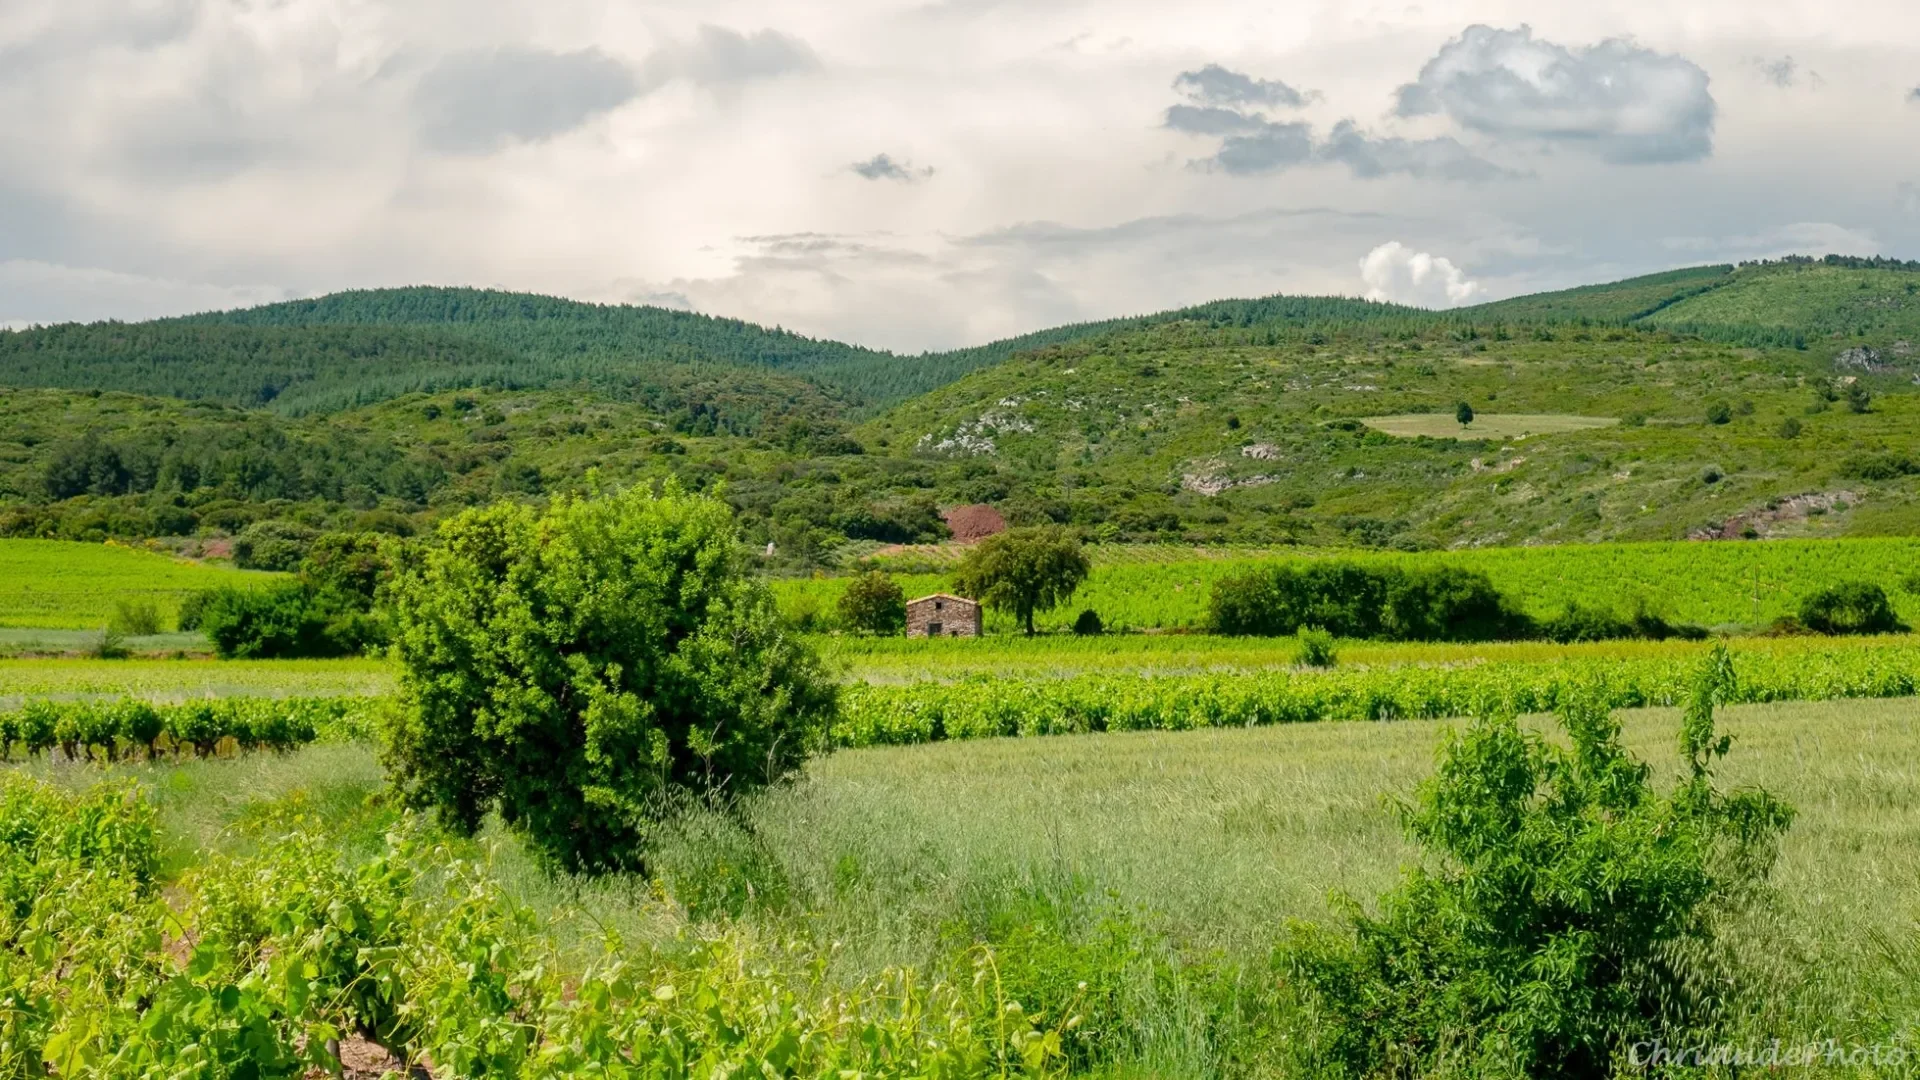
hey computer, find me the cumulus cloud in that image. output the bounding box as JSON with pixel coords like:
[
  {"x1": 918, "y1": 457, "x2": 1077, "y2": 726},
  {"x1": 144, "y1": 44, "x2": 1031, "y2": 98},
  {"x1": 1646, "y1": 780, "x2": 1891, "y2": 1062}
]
[
  {"x1": 1173, "y1": 64, "x2": 1311, "y2": 108},
  {"x1": 1163, "y1": 104, "x2": 1273, "y2": 136},
  {"x1": 1163, "y1": 64, "x2": 1507, "y2": 181},
  {"x1": 1176, "y1": 114, "x2": 1507, "y2": 181},
  {"x1": 415, "y1": 48, "x2": 639, "y2": 153},
  {"x1": 1359, "y1": 242, "x2": 1483, "y2": 308},
  {"x1": 1395, "y1": 24, "x2": 1716, "y2": 164},
  {"x1": 850, "y1": 153, "x2": 934, "y2": 182},
  {"x1": 1319, "y1": 121, "x2": 1516, "y2": 182}
]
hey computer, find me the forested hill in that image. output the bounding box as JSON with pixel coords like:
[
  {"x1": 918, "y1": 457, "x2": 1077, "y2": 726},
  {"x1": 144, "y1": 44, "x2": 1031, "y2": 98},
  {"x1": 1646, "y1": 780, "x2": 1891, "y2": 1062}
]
[{"x1": 4, "y1": 255, "x2": 1920, "y2": 427}]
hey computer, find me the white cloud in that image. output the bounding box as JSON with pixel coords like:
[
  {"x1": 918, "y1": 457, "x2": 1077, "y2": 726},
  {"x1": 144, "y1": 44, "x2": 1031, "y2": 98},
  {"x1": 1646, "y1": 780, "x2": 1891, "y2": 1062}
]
[
  {"x1": 0, "y1": 2, "x2": 1917, "y2": 346},
  {"x1": 1359, "y1": 242, "x2": 1483, "y2": 308},
  {"x1": 1395, "y1": 24, "x2": 1716, "y2": 163}
]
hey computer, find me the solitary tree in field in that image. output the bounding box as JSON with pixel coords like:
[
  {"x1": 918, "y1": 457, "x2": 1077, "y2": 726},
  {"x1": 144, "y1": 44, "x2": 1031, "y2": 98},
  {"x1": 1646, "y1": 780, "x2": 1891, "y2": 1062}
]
[
  {"x1": 838, "y1": 571, "x2": 906, "y2": 635},
  {"x1": 952, "y1": 526, "x2": 1091, "y2": 636},
  {"x1": 1455, "y1": 401, "x2": 1475, "y2": 427},
  {"x1": 383, "y1": 486, "x2": 836, "y2": 873}
]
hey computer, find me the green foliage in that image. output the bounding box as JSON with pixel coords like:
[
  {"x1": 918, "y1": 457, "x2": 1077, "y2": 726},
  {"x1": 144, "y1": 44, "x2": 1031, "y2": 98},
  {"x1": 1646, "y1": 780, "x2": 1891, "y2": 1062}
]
[
  {"x1": 0, "y1": 695, "x2": 367, "y2": 760},
  {"x1": 1072, "y1": 608, "x2": 1105, "y2": 636},
  {"x1": 232, "y1": 520, "x2": 320, "y2": 571},
  {"x1": 1293, "y1": 626, "x2": 1337, "y2": 667},
  {"x1": 836, "y1": 570, "x2": 907, "y2": 635},
  {"x1": 383, "y1": 486, "x2": 837, "y2": 873},
  {"x1": 199, "y1": 583, "x2": 352, "y2": 659},
  {"x1": 1798, "y1": 581, "x2": 1906, "y2": 635},
  {"x1": 1279, "y1": 652, "x2": 1793, "y2": 1078},
  {"x1": 1455, "y1": 401, "x2": 1474, "y2": 425},
  {"x1": 831, "y1": 638, "x2": 1920, "y2": 746},
  {"x1": 1706, "y1": 400, "x2": 1734, "y2": 425},
  {"x1": 1210, "y1": 561, "x2": 1525, "y2": 641},
  {"x1": 952, "y1": 527, "x2": 1092, "y2": 636},
  {"x1": 108, "y1": 598, "x2": 161, "y2": 636}
]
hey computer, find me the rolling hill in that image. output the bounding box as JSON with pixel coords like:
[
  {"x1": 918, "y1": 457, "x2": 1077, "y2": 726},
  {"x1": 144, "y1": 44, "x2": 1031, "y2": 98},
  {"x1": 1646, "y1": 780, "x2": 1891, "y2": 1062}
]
[{"x1": 6, "y1": 254, "x2": 1920, "y2": 557}]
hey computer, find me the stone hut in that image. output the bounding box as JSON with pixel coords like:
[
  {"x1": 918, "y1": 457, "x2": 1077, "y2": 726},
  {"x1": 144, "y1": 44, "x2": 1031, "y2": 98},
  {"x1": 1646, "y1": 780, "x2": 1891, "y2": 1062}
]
[{"x1": 906, "y1": 593, "x2": 982, "y2": 638}]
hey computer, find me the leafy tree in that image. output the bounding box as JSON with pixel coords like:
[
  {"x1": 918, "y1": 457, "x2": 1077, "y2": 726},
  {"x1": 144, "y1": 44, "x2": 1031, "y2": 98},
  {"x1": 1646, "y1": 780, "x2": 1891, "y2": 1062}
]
[
  {"x1": 1455, "y1": 401, "x2": 1474, "y2": 426},
  {"x1": 951, "y1": 526, "x2": 1091, "y2": 636},
  {"x1": 1282, "y1": 649, "x2": 1794, "y2": 1078},
  {"x1": 1846, "y1": 380, "x2": 1874, "y2": 414},
  {"x1": 837, "y1": 571, "x2": 906, "y2": 635},
  {"x1": 382, "y1": 486, "x2": 837, "y2": 873}
]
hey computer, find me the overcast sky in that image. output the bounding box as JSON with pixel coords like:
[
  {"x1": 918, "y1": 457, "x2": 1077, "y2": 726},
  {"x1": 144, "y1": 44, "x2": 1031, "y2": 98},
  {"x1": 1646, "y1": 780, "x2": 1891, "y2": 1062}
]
[{"x1": 3, "y1": 0, "x2": 1919, "y2": 350}]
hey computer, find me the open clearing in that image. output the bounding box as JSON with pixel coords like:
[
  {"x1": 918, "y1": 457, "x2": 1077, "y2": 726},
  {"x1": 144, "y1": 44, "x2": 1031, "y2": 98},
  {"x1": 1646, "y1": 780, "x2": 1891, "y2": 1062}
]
[{"x1": 1360, "y1": 412, "x2": 1619, "y2": 439}]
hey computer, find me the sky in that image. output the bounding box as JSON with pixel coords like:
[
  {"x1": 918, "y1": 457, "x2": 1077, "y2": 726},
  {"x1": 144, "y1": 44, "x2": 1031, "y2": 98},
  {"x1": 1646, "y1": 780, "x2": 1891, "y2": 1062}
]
[{"x1": 3, "y1": 0, "x2": 1919, "y2": 351}]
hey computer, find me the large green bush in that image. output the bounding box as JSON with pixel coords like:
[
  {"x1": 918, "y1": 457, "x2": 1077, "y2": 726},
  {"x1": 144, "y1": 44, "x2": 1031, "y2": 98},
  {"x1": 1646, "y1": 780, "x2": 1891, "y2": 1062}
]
[
  {"x1": 1280, "y1": 648, "x2": 1794, "y2": 1078},
  {"x1": 383, "y1": 486, "x2": 837, "y2": 873},
  {"x1": 1209, "y1": 561, "x2": 1525, "y2": 641},
  {"x1": 1798, "y1": 581, "x2": 1905, "y2": 635}
]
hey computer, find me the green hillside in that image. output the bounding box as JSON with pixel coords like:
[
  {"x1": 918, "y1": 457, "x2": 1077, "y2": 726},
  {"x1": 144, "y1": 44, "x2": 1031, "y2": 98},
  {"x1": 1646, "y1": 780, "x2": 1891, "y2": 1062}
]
[
  {"x1": 8, "y1": 256, "x2": 1920, "y2": 558},
  {"x1": 1464, "y1": 265, "x2": 1734, "y2": 324},
  {"x1": 863, "y1": 315, "x2": 1920, "y2": 548}
]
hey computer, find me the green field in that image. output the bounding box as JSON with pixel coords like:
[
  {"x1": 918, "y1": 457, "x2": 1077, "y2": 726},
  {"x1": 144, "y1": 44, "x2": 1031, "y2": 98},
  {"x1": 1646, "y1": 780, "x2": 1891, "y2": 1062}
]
[
  {"x1": 16, "y1": 696, "x2": 1920, "y2": 1075},
  {"x1": 779, "y1": 536, "x2": 1920, "y2": 632},
  {"x1": 1360, "y1": 412, "x2": 1617, "y2": 439},
  {"x1": 0, "y1": 539, "x2": 279, "y2": 629}
]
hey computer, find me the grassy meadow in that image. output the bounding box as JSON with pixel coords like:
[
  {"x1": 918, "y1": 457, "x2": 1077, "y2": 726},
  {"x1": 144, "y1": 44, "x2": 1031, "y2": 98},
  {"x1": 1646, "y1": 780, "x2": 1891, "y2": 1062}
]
[{"x1": 21, "y1": 696, "x2": 1920, "y2": 1076}]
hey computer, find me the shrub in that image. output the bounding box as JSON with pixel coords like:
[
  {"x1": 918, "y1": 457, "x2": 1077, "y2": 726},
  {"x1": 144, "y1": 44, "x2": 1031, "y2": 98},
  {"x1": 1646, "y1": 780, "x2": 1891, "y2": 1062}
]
[
  {"x1": 89, "y1": 626, "x2": 132, "y2": 660},
  {"x1": 197, "y1": 584, "x2": 342, "y2": 659},
  {"x1": 1846, "y1": 380, "x2": 1873, "y2": 414},
  {"x1": 952, "y1": 526, "x2": 1091, "y2": 637},
  {"x1": 1072, "y1": 609, "x2": 1105, "y2": 636},
  {"x1": 1293, "y1": 626, "x2": 1336, "y2": 667},
  {"x1": 383, "y1": 486, "x2": 837, "y2": 873},
  {"x1": 1776, "y1": 416, "x2": 1803, "y2": 439},
  {"x1": 175, "y1": 588, "x2": 215, "y2": 632},
  {"x1": 1705, "y1": 400, "x2": 1733, "y2": 424},
  {"x1": 837, "y1": 571, "x2": 907, "y2": 635},
  {"x1": 110, "y1": 598, "x2": 162, "y2": 636},
  {"x1": 1280, "y1": 649, "x2": 1794, "y2": 1078},
  {"x1": 1798, "y1": 581, "x2": 1905, "y2": 636}
]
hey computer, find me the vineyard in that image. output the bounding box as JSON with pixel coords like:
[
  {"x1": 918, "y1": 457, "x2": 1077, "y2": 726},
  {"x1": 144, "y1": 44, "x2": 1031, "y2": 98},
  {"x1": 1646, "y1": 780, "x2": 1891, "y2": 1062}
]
[
  {"x1": 3, "y1": 774, "x2": 1072, "y2": 1076},
  {"x1": 0, "y1": 695, "x2": 376, "y2": 760},
  {"x1": 775, "y1": 537, "x2": 1920, "y2": 632},
  {"x1": 833, "y1": 637, "x2": 1920, "y2": 746},
  {"x1": 0, "y1": 539, "x2": 279, "y2": 630}
]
